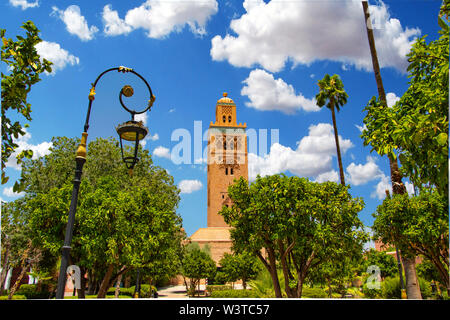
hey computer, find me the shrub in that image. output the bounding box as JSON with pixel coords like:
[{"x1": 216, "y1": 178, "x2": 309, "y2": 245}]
[
  {"x1": 0, "y1": 295, "x2": 27, "y2": 300},
  {"x1": 16, "y1": 284, "x2": 51, "y2": 299},
  {"x1": 206, "y1": 285, "x2": 233, "y2": 294},
  {"x1": 381, "y1": 276, "x2": 432, "y2": 299},
  {"x1": 210, "y1": 289, "x2": 261, "y2": 298},
  {"x1": 301, "y1": 287, "x2": 328, "y2": 298},
  {"x1": 362, "y1": 282, "x2": 382, "y2": 299},
  {"x1": 107, "y1": 285, "x2": 157, "y2": 298}
]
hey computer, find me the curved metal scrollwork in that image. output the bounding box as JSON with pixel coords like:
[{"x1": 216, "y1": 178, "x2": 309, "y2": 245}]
[{"x1": 83, "y1": 66, "x2": 155, "y2": 132}]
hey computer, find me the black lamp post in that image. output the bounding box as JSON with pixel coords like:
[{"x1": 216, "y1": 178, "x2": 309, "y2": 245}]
[{"x1": 55, "y1": 66, "x2": 155, "y2": 299}]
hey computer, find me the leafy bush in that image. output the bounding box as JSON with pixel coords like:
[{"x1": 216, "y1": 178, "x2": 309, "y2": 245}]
[
  {"x1": 301, "y1": 287, "x2": 328, "y2": 298},
  {"x1": 381, "y1": 277, "x2": 401, "y2": 299},
  {"x1": 0, "y1": 295, "x2": 27, "y2": 300},
  {"x1": 381, "y1": 276, "x2": 432, "y2": 299},
  {"x1": 16, "y1": 284, "x2": 51, "y2": 299},
  {"x1": 107, "y1": 285, "x2": 157, "y2": 298},
  {"x1": 210, "y1": 289, "x2": 261, "y2": 298},
  {"x1": 362, "y1": 282, "x2": 382, "y2": 299},
  {"x1": 206, "y1": 285, "x2": 233, "y2": 294}
]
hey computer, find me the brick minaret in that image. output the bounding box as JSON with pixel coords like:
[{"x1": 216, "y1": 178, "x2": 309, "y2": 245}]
[{"x1": 207, "y1": 92, "x2": 248, "y2": 227}]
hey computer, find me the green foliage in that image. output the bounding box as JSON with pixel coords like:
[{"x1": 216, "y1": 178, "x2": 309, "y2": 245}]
[
  {"x1": 372, "y1": 190, "x2": 449, "y2": 291},
  {"x1": 362, "y1": 249, "x2": 398, "y2": 279},
  {"x1": 0, "y1": 295, "x2": 27, "y2": 300},
  {"x1": 206, "y1": 285, "x2": 233, "y2": 294},
  {"x1": 361, "y1": 11, "x2": 449, "y2": 196},
  {"x1": 182, "y1": 247, "x2": 216, "y2": 296},
  {"x1": 315, "y1": 74, "x2": 348, "y2": 112},
  {"x1": 19, "y1": 137, "x2": 182, "y2": 293},
  {"x1": 1, "y1": 21, "x2": 52, "y2": 188},
  {"x1": 416, "y1": 259, "x2": 441, "y2": 283},
  {"x1": 15, "y1": 283, "x2": 51, "y2": 299},
  {"x1": 381, "y1": 276, "x2": 432, "y2": 299},
  {"x1": 301, "y1": 287, "x2": 328, "y2": 298},
  {"x1": 220, "y1": 174, "x2": 368, "y2": 298},
  {"x1": 210, "y1": 289, "x2": 261, "y2": 298},
  {"x1": 218, "y1": 251, "x2": 261, "y2": 288}
]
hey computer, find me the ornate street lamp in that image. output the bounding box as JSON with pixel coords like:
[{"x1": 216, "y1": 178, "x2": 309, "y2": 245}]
[{"x1": 55, "y1": 66, "x2": 155, "y2": 299}]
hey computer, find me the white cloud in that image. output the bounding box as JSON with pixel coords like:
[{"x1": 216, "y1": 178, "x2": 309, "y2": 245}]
[
  {"x1": 9, "y1": 0, "x2": 38, "y2": 10},
  {"x1": 211, "y1": 0, "x2": 420, "y2": 73},
  {"x1": 386, "y1": 92, "x2": 400, "y2": 107},
  {"x1": 241, "y1": 69, "x2": 318, "y2": 114},
  {"x1": 315, "y1": 170, "x2": 339, "y2": 183},
  {"x1": 248, "y1": 123, "x2": 353, "y2": 181},
  {"x1": 2, "y1": 186, "x2": 25, "y2": 198},
  {"x1": 51, "y1": 5, "x2": 99, "y2": 41},
  {"x1": 179, "y1": 179, "x2": 202, "y2": 194},
  {"x1": 102, "y1": 4, "x2": 133, "y2": 36},
  {"x1": 35, "y1": 41, "x2": 80, "y2": 74},
  {"x1": 371, "y1": 173, "x2": 415, "y2": 200},
  {"x1": 5, "y1": 129, "x2": 53, "y2": 170},
  {"x1": 153, "y1": 146, "x2": 171, "y2": 159},
  {"x1": 103, "y1": 0, "x2": 218, "y2": 39},
  {"x1": 346, "y1": 156, "x2": 383, "y2": 186},
  {"x1": 355, "y1": 124, "x2": 367, "y2": 133}
]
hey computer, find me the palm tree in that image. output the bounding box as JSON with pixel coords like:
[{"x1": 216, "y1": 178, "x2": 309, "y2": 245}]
[{"x1": 315, "y1": 74, "x2": 348, "y2": 186}]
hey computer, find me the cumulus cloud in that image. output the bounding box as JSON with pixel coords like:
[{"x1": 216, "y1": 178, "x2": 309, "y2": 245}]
[
  {"x1": 346, "y1": 156, "x2": 383, "y2": 186},
  {"x1": 2, "y1": 186, "x2": 25, "y2": 198},
  {"x1": 386, "y1": 92, "x2": 400, "y2": 107},
  {"x1": 51, "y1": 5, "x2": 99, "y2": 41},
  {"x1": 248, "y1": 123, "x2": 353, "y2": 181},
  {"x1": 101, "y1": 0, "x2": 218, "y2": 38},
  {"x1": 179, "y1": 179, "x2": 203, "y2": 194},
  {"x1": 153, "y1": 146, "x2": 171, "y2": 159},
  {"x1": 315, "y1": 170, "x2": 339, "y2": 183},
  {"x1": 5, "y1": 129, "x2": 53, "y2": 170},
  {"x1": 211, "y1": 0, "x2": 420, "y2": 73},
  {"x1": 9, "y1": 0, "x2": 38, "y2": 10},
  {"x1": 371, "y1": 173, "x2": 415, "y2": 200},
  {"x1": 102, "y1": 4, "x2": 133, "y2": 36},
  {"x1": 241, "y1": 69, "x2": 318, "y2": 114},
  {"x1": 35, "y1": 40, "x2": 80, "y2": 74}
]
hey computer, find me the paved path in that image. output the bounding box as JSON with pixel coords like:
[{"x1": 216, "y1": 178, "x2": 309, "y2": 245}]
[
  {"x1": 156, "y1": 284, "x2": 245, "y2": 299},
  {"x1": 156, "y1": 285, "x2": 189, "y2": 298}
]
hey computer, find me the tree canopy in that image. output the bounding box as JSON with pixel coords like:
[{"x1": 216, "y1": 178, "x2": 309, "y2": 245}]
[
  {"x1": 219, "y1": 174, "x2": 368, "y2": 298},
  {"x1": 1, "y1": 21, "x2": 52, "y2": 189}
]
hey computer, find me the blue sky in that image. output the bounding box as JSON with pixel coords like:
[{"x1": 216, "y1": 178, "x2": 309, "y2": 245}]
[{"x1": 1, "y1": 0, "x2": 443, "y2": 238}]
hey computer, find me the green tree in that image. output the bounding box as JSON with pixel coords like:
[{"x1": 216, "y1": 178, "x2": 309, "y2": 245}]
[
  {"x1": 23, "y1": 137, "x2": 181, "y2": 298},
  {"x1": 315, "y1": 74, "x2": 348, "y2": 186},
  {"x1": 218, "y1": 251, "x2": 261, "y2": 289},
  {"x1": 372, "y1": 190, "x2": 449, "y2": 296},
  {"x1": 1, "y1": 21, "x2": 52, "y2": 188},
  {"x1": 182, "y1": 246, "x2": 216, "y2": 297},
  {"x1": 362, "y1": 249, "x2": 398, "y2": 279},
  {"x1": 220, "y1": 174, "x2": 368, "y2": 298},
  {"x1": 361, "y1": 0, "x2": 421, "y2": 299}
]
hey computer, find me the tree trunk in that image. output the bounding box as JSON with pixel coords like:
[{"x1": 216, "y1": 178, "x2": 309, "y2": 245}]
[
  {"x1": 255, "y1": 248, "x2": 282, "y2": 298},
  {"x1": 278, "y1": 240, "x2": 295, "y2": 297},
  {"x1": 0, "y1": 240, "x2": 10, "y2": 295},
  {"x1": 267, "y1": 247, "x2": 282, "y2": 298},
  {"x1": 8, "y1": 266, "x2": 27, "y2": 300},
  {"x1": 362, "y1": 1, "x2": 421, "y2": 299},
  {"x1": 77, "y1": 267, "x2": 86, "y2": 299},
  {"x1": 114, "y1": 273, "x2": 123, "y2": 298},
  {"x1": 330, "y1": 103, "x2": 345, "y2": 186},
  {"x1": 401, "y1": 256, "x2": 422, "y2": 299},
  {"x1": 97, "y1": 264, "x2": 115, "y2": 298}
]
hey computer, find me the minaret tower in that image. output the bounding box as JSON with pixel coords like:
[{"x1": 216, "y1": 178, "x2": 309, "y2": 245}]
[{"x1": 207, "y1": 92, "x2": 248, "y2": 227}]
